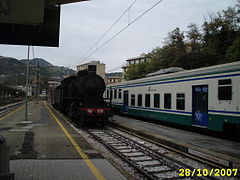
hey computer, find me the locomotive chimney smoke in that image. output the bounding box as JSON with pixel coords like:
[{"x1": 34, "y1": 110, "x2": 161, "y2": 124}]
[{"x1": 88, "y1": 65, "x2": 97, "y2": 74}]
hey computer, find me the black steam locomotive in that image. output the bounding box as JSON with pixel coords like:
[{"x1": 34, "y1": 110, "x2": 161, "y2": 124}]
[{"x1": 52, "y1": 65, "x2": 112, "y2": 126}]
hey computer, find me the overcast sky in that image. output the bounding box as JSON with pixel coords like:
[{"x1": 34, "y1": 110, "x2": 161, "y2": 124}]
[{"x1": 0, "y1": 0, "x2": 237, "y2": 72}]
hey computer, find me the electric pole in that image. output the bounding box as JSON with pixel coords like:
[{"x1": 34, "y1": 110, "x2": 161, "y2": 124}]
[{"x1": 25, "y1": 46, "x2": 30, "y2": 121}]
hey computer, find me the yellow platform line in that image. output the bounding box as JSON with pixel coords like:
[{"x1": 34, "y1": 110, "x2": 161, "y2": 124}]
[
  {"x1": 45, "y1": 103, "x2": 106, "y2": 180},
  {"x1": 0, "y1": 105, "x2": 25, "y2": 121}
]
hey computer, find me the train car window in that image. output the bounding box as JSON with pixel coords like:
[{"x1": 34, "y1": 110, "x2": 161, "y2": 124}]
[
  {"x1": 154, "y1": 94, "x2": 160, "y2": 108},
  {"x1": 218, "y1": 79, "x2": 232, "y2": 100},
  {"x1": 107, "y1": 90, "x2": 109, "y2": 99},
  {"x1": 104, "y1": 91, "x2": 106, "y2": 99},
  {"x1": 176, "y1": 93, "x2": 185, "y2": 110},
  {"x1": 118, "y1": 89, "x2": 122, "y2": 99},
  {"x1": 164, "y1": 93, "x2": 171, "y2": 109},
  {"x1": 131, "y1": 95, "x2": 135, "y2": 106},
  {"x1": 138, "y1": 94, "x2": 142, "y2": 106},
  {"x1": 145, "y1": 94, "x2": 150, "y2": 107},
  {"x1": 110, "y1": 89, "x2": 113, "y2": 99},
  {"x1": 114, "y1": 89, "x2": 117, "y2": 99}
]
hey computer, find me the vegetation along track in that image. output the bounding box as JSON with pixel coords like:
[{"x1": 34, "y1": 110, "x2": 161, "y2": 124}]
[{"x1": 86, "y1": 127, "x2": 233, "y2": 180}]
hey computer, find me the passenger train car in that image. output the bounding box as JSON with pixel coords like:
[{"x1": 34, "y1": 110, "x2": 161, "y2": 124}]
[{"x1": 105, "y1": 61, "x2": 240, "y2": 134}]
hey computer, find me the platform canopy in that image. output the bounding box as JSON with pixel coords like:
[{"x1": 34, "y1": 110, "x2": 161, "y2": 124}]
[
  {"x1": 0, "y1": 0, "x2": 87, "y2": 25},
  {"x1": 0, "y1": 0, "x2": 88, "y2": 47},
  {"x1": 45, "y1": 0, "x2": 88, "y2": 6}
]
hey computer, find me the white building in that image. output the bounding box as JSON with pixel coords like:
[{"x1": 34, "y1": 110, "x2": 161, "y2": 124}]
[
  {"x1": 106, "y1": 72, "x2": 123, "y2": 84},
  {"x1": 19, "y1": 86, "x2": 33, "y2": 97},
  {"x1": 122, "y1": 56, "x2": 150, "y2": 73},
  {"x1": 77, "y1": 61, "x2": 106, "y2": 80}
]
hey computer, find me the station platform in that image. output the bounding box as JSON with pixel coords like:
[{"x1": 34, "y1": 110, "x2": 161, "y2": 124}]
[
  {"x1": 109, "y1": 115, "x2": 240, "y2": 170},
  {"x1": 10, "y1": 159, "x2": 126, "y2": 180},
  {"x1": 0, "y1": 101, "x2": 127, "y2": 180}
]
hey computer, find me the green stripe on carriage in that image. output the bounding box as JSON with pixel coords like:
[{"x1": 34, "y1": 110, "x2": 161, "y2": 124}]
[
  {"x1": 208, "y1": 113, "x2": 240, "y2": 132},
  {"x1": 112, "y1": 105, "x2": 192, "y2": 126},
  {"x1": 128, "y1": 108, "x2": 192, "y2": 125},
  {"x1": 112, "y1": 104, "x2": 240, "y2": 132}
]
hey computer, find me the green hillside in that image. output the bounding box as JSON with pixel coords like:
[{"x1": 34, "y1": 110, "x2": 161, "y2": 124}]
[
  {"x1": 0, "y1": 56, "x2": 76, "y2": 86},
  {"x1": 0, "y1": 56, "x2": 26, "y2": 75},
  {"x1": 20, "y1": 58, "x2": 53, "y2": 67}
]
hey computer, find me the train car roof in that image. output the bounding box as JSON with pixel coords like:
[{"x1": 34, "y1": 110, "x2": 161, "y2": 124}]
[{"x1": 107, "y1": 61, "x2": 240, "y2": 87}]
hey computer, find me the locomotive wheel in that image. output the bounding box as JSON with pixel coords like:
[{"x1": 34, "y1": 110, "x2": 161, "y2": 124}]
[
  {"x1": 69, "y1": 108, "x2": 76, "y2": 121},
  {"x1": 100, "y1": 118, "x2": 106, "y2": 127},
  {"x1": 79, "y1": 117, "x2": 86, "y2": 127}
]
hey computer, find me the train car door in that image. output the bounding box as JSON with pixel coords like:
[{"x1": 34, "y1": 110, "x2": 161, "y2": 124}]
[
  {"x1": 192, "y1": 85, "x2": 208, "y2": 127},
  {"x1": 123, "y1": 91, "x2": 129, "y2": 112}
]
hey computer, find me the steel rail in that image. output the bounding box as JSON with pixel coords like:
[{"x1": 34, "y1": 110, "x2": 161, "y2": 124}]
[
  {"x1": 86, "y1": 128, "x2": 211, "y2": 180},
  {"x1": 87, "y1": 129, "x2": 157, "y2": 180}
]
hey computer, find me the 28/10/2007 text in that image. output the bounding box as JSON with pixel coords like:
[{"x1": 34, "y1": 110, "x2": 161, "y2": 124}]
[{"x1": 179, "y1": 168, "x2": 238, "y2": 177}]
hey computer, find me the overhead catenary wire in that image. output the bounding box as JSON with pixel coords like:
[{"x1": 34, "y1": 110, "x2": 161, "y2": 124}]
[
  {"x1": 79, "y1": 0, "x2": 138, "y2": 64},
  {"x1": 80, "y1": 0, "x2": 164, "y2": 64}
]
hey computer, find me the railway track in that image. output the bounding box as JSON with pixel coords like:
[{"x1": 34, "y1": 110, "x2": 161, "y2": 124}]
[
  {"x1": 86, "y1": 128, "x2": 217, "y2": 180},
  {"x1": 0, "y1": 101, "x2": 24, "y2": 115},
  {"x1": 49, "y1": 105, "x2": 238, "y2": 180}
]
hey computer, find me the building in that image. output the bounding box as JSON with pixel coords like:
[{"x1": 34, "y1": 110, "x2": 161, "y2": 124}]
[
  {"x1": 17, "y1": 85, "x2": 33, "y2": 97},
  {"x1": 77, "y1": 61, "x2": 106, "y2": 80},
  {"x1": 16, "y1": 85, "x2": 24, "y2": 91},
  {"x1": 122, "y1": 56, "x2": 150, "y2": 73},
  {"x1": 106, "y1": 72, "x2": 123, "y2": 84}
]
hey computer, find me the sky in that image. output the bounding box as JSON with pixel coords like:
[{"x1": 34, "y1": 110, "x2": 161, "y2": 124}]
[{"x1": 0, "y1": 0, "x2": 238, "y2": 72}]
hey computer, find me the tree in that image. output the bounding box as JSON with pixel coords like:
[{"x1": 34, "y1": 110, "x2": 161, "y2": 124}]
[
  {"x1": 164, "y1": 27, "x2": 187, "y2": 67},
  {"x1": 186, "y1": 23, "x2": 202, "y2": 53},
  {"x1": 165, "y1": 27, "x2": 185, "y2": 50},
  {"x1": 125, "y1": 3, "x2": 240, "y2": 80},
  {"x1": 202, "y1": 6, "x2": 239, "y2": 64},
  {"x1": 225, "y1": 35, "x2": 240, "y2": 62}
]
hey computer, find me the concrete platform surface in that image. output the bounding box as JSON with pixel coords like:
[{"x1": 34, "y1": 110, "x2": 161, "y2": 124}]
[
  {"x1": 0, "y1": 101, "x2": 127, "y2": 180},
  {"x1": 10, "y1": 159, "x2": 126, "y2": 180},
  {"x1": 110, "y1": 115, "x2": 240, "y2": 169}
]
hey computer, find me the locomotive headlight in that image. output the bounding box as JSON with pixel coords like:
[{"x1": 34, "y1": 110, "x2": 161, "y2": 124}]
[
  {"x1": 97, "y1": 109, "x2": 104, "y2": 113},
  {"x1": 87, "y1": 109, "x2": 93, "y2": 113}
]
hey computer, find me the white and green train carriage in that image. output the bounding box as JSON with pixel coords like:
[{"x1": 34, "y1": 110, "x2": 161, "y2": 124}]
[{"x1": 105, "y1": 61, "x2": 240, "y2": 133}]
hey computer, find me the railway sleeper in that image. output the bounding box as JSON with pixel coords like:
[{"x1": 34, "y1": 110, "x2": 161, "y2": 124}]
[
  {"x1": 143, "y1": 166, "x2": 171, "y2": 173},
  {"x1": 113, "y1": 146, "x2": 132, "y2": 150},
  {"x1": 106, "y1": 141, "x2": 120, "y2": 144},
  {"x1": 130, "y1": 156, "x2": 153, "y2": 162},
  {"x1": 123, "y1": 152, "x2": 144, "y2": 157},
  {"x1": 108, "y1": 143, "x2": 126, "y2": 146},
  {"x1": 119, "y1": 149, "x2": 138, "y2": 153},
  {"x1": 136, "y1": 159, "x2": 160, "y2": 165},
  {"x1": 153, "y1": 170, "x2": 179, "y2": 179}
]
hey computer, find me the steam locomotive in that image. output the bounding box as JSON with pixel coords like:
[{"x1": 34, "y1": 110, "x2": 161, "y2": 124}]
[{"x1": 52, "y1": 65, "x2": 112, "y2": 126}]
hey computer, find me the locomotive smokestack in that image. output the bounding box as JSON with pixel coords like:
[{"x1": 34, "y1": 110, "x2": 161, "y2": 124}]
[{"x1": 88, "y1": 65, "x2": 97, "y2": 74}]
